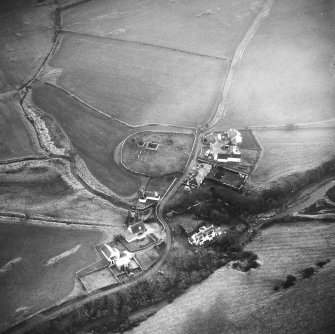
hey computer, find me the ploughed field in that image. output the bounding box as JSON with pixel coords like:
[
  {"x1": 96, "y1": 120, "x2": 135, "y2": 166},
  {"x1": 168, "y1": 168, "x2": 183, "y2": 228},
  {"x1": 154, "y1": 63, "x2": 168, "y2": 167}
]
[
  {"x1": 130, "y1": 220, "x2": 335, "y2": 334},
  {"x1": 46, "y1": 32, "x2": 226, "y2": 127},
  {"x1": 0, "y1": 93, "x2": 42, "y2": 161},
  {"x1": 250, "y1": 128, "x2": 335, "y2": 185},
  {"x1": 223, "y1": 0, "x2": 335, "y2": 127},
  {"x1": 0, "y1": 223, "x2": 104, "y2": 332},
  {"x1": 61, "y1": 0, "x2": 265, "y2": 59}
]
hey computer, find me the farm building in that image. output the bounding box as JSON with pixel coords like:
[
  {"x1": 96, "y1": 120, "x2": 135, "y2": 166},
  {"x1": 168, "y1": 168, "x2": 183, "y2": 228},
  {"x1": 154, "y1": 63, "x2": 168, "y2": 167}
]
[
  {"x1": 139, "y1": 191, "x2": 161, "y2": 203},
  {"x1": 188, "y1": 225, "x2": 222, "y2": 246},
  {"x1": 101, "y1": 244, "x2": 135, "y2": 271},
  {"x1": 128, "y1": 221, "x2": 146, "y2": 235},
  {"x1": 226, "y1": 129, "x2": 242, "y2": 145},
  {"x1": 202, "y1": 129, "x2": 243, "y2": 164},
  {"x1": 126, "y1": 207, "x2": 147, "y2": 235},
  {"x1": 183, "y1": 163, "x2": 212, "y2": 190}
]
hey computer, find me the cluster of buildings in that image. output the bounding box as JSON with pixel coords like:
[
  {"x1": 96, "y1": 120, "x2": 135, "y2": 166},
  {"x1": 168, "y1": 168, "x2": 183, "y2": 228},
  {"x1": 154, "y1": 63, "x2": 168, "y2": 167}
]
[
  {"x1": 138, "y1": 191, "x2": 161, "y2": 203},
  {"x1": 183, "y1": 163, "x2": 212, "y2": 191},
  {"x1": 202, "y1": 129, "x2": 242, "y2": 163},
  {"x1": 188, "y1": 225, "x2": 223, "y2": 246},
  {"x1": 101, "y1": 244, "x2": 135, "y2": 272},
  {"x1": 183, "y1": 129, "x2": 246, "y2": 191}
]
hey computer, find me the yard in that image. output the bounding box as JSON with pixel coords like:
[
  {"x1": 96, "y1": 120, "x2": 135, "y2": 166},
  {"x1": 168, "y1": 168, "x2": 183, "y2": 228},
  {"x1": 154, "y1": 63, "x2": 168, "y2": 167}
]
[
  {"x1": 136, "y1": 247, "x2": 161, "y2": 271},
  {"x1": 31, "y1": 81, "x2": 142, "y2": 196},
  {"x1": 0, "y1": 93, "x2": 42, "y2": 161},
  {"x1": 223, "y1": 0, "x2": 335, "y2": 127},
  {"x1": 79, "y1": 268, "x2": 119, "y2": 293},
  {"x1": 0, "y1": 0, "x2": 55, "y2": 93},
  {"x1": 47, "y1": 32, "x2": 226, "y2": 127},
  {"x1": 250, "y1": 128, "x2": 335, "y2": 185},
  {"x1": 61, "y1": 0, "x2": 265, "y2": 59},
  {"x1": 122, "y1": 132, "x2": 195, "y2": 176}
]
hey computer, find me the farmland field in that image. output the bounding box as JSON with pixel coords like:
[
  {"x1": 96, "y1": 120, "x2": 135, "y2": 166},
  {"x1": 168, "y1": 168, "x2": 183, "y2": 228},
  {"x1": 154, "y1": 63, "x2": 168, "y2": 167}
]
[
  {"x1": 250, "y1": 128, "x2": 335, "y2": 184},
  {"x1": 145, "y1": 173, "x2": 180, "y2": 197},
  {"x1": 122, "y1": 132, "x2": 195, "y2": 176},
  {"x1": 0, "y1": 93, "x2": 42, "y2": 161},
  {"x1": 0, "y1": 0, "x2": 55, "y2": 93},
  {"x1": 47, "y1": 32, "x2": 227, "y2": 127},
  {"x1": 0, "y1": 222, "x2": 104, "y2": 332},
  {"x1": 223, "y1": 0, "x2": 335, "y2": 127},
  {"x1": 130, "y1": 220, "x2": 335, "y2": 334},
  {"x1": 31, "y1": 81, "x2": 141, "y2": 196},
  {"x1": 61, "y1": 0, "x2": 266, "y2": 59},
  {"x1": 0, "y1": 159, "x2": 126, "y2": 225}
]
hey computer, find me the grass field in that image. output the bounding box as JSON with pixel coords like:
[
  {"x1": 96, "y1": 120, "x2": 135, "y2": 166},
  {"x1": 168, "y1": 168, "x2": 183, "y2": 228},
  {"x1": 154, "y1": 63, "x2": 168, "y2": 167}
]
[
  {"x1": 122, "y1": 132, "x2": 195, "y2": 176},
  {"x1": 250, "y1": 128, "x2": 335, "y2": 184},
  {"x1": 0, "y1": 93, "x2": 42, "y2": 161},
  {"x1": 0, "y1": 0, "x2": 55, "y2": 92},
  {"x1": 47, "y1": 32, "x2": 226, "y2": 127},
  {"x1": 0, "y1": 222, "x2": 104, "y2": 332},
  {"x1": 223, "y1": 0, "x2": 335, "y2": 127},
  {"x1": 131, "y1": 220, "x2": 335, "y2": 334},
  {"x1": 145, "y1": 173, "x2": 180, "y2": 197},
  {"x1": 31, "y1": 81, "x2": 141, "y2": 196},
  {"x1": 61, "y1": 0, "x2": 265, "y2": 59},
  {"x1": 0, "y1": 159, "x2": 127, "y2": 225}
]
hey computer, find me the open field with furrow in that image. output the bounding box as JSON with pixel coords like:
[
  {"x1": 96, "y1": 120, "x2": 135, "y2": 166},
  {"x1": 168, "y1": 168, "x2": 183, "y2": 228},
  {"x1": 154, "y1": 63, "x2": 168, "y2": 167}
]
[
  {"x1": 0, "y1": 159, "x2": 127, "y2": 224},
  {"x1": 130, "y1": 220, "x2": 335, "y2": 334},
  {"x1": 250, "y1": 128, "x2": 335, "y2": 184},
  {"x1": 0, "y1": 0, "x2": 55, "y2": 93},
  {"x1": 223, "y1": 0, "x2": 335, "y2": 127},
  {"x1": 0, "y1": 222, "x2": 105, "y2": 332},
  {"x1": 45, "y1": 32, "x2": 227, "y2": 127},
  {"x1": 61, "y1": 0, "x2": 265, "y2": 59},
  {"x1": 0, "y1": 93, "x2": 43, "y2": 161},
  {"x1": 31, "y1": 81, "x2": 141, "y2": 196}
]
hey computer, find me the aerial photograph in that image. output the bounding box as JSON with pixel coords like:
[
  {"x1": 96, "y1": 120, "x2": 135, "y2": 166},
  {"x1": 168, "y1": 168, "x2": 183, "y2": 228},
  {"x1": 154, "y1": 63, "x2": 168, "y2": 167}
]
[{"x1": 0, "y1": 0, "x2": 334, "y2": 333}]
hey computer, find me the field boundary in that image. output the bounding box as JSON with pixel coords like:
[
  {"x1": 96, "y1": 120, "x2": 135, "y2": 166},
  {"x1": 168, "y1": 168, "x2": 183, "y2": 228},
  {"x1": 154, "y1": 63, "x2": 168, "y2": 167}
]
[
  {"x1": 41, "y1": 81, "x2": 112, "y2": 120},
  {"x1": 60, "y1": 29, "x2": 229, "y2": 62},
  {"x1": 119, "y1": 130, "x2": 196, "y2": 178}
]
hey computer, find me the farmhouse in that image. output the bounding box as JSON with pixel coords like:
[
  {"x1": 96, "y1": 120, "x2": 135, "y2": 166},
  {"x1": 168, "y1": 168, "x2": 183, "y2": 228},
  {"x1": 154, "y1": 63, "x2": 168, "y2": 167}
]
[
  {"x1": 226, "y1": 128, "x2": 242, "y2": 145},
  {"x1": 101, "y1": 244, "x2": 134, "y2": 271},
  {"x1": 188, "y1": 225, "x2": 222, "y2": 246},
  {"x1": 128, "y1": 221, "x2": 146, "y2": 235},
  {"x1": 126, "y1": 207, "x2": 147, "y2": 235}
]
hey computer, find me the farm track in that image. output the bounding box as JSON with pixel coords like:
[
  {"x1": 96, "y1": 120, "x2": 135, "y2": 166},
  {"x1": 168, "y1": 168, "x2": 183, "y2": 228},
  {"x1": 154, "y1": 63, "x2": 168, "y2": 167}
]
[
  {"x1": 208, "y1": 0, "x2": 274, "y2": 129},
  {"x1": 60, "y1": 29, "x2": 229, "y2": 62}
]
